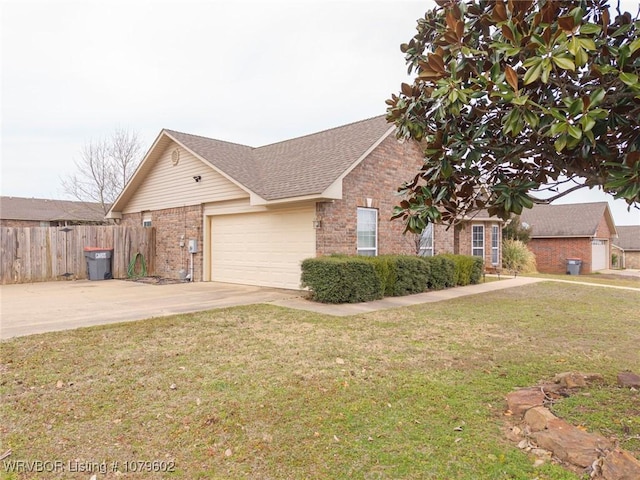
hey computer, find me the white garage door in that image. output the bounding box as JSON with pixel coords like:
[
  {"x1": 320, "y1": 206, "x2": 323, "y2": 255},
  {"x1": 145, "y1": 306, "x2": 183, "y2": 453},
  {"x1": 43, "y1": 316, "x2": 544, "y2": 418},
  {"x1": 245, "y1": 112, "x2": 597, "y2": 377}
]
[
  {"x1": 209, "y1": 207, "x2": 316, "y2": 290},
  {"x1": 591, "y1": 239, "x2": 608, "y2": 271}
]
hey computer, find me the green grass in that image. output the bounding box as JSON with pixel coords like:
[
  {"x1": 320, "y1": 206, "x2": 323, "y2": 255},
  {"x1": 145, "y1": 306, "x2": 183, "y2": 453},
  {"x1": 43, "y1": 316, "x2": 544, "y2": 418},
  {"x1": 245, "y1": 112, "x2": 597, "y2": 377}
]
[
  {"x1": 525, "y1": 272, "x2": 640, "y2": 289},
  {"x1": 1, "y1": 282, "x2": 639, "y2": 479}
]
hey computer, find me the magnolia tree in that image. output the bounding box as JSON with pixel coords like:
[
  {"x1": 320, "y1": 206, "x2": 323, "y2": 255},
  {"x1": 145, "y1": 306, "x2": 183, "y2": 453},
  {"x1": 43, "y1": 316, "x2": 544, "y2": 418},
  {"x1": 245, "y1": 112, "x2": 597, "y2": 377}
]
[{"x1": 386, "y1": 0, "x2": 640, "y2": 231}]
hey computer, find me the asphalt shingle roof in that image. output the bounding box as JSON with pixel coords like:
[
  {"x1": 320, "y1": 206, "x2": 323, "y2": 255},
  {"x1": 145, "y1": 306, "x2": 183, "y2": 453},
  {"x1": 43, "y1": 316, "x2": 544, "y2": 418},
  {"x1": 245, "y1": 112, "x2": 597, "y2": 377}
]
[
  {"x1": 520, "y1": 202, "x2": 609, "y2": 237},
  {"x1": 615, "y1": 225, "x2": 640, "y2": 251},
  {"x1": 0, "y1": 197, "x2": 106, "y2": 222},
  {"x1": 166, "y1": 115, "x2": 393, "y2": 201}
]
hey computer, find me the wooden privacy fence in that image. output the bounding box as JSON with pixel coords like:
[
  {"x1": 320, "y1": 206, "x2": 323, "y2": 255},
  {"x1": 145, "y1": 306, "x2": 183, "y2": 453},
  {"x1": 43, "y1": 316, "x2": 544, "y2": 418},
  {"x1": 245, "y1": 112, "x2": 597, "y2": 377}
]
[{"x1": 0, "y1": 225, "x2": 155, "y2": 284}]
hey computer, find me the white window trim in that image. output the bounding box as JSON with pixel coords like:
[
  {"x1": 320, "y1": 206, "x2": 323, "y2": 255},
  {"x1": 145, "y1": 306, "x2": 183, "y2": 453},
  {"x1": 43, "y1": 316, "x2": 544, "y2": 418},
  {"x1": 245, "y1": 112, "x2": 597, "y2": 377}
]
[
  {"x1": 357, "y1": 207, "x2": 378, "y2": 256},
  {"x1": 419, "y1": 223, "x2": 434, "y2": 257},
  {"x1": 472, "y1": 224, "x2": 484, "y2": 258},
  {"x1": 491, "y1": 225, "x2": 500, "y2": 265},
  {"x1": 142, "y1": 213, "x2": 152, "y2": 227}
]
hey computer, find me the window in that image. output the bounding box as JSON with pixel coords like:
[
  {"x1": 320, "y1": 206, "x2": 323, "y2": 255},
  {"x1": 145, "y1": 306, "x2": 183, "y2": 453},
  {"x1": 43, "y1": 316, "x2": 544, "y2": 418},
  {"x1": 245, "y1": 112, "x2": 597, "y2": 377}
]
[
  {"x1": 491, "y1": 225, "x2": 499, "y2": 265},
  {"x1": 142, "y1": 213, "x2": 152, "y2": 227},
  {"x1": 419, "y1": 223, "x2": 434, "y2": 256},
  {"x1": 472, "y1": 225, "x2": 484, "y2": 258},
  {"x1": 357, "y1": 208, "x2": 377, "y2": 256}
]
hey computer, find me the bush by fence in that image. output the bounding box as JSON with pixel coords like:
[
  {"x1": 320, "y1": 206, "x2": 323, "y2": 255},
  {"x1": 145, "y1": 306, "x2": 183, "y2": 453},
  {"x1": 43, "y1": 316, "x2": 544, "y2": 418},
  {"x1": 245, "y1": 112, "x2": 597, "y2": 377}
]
[
  {"x1": 0, "y1": 225, "x2": 155, "y2": 284},
  {"x1": 301, "y1": 254, "x2": 482, "y2": 303}
]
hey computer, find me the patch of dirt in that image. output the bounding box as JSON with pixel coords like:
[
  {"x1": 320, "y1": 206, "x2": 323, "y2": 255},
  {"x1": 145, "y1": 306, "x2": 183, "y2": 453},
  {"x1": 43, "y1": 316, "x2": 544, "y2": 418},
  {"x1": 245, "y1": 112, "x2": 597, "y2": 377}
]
[{"x1": 125, "y1": 276, "x2": 186, "y2": 285}]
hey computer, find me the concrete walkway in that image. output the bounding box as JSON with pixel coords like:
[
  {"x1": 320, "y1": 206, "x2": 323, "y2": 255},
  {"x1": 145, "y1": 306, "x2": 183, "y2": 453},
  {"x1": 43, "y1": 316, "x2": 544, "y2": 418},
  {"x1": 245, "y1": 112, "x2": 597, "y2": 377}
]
[{"x1": 272, "y1": 276, "x2": 547, "y2": 316}]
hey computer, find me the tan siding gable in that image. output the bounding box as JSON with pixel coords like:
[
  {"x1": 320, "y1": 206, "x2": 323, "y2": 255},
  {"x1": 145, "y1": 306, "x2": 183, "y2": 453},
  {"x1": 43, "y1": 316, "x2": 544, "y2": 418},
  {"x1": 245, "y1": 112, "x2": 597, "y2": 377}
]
[{"x1": 123, "y1": 144, "x2": 249, "y2": 214}]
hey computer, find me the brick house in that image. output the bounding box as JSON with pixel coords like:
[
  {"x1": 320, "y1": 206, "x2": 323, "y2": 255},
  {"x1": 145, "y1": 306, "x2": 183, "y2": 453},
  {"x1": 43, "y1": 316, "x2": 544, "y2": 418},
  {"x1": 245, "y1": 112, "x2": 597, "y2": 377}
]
[
  {"x1": 520, "y1": 202, "x2": 618, "y2": 274},
  {"x1": 0, "y1": 196, "x2": 107, "y2": 227},
  {"x1": 613, "y1": 225, "x2": 640, "y2": 269},
  {"x1": 107, "y1": 116, "x2": 502, "y2": 289}
]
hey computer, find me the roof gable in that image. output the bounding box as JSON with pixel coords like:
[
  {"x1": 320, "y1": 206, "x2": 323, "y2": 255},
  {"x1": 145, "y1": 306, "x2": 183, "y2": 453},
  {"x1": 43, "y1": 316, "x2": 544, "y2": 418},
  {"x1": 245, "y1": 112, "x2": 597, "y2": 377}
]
[
  {"x1": 163, "y1": 130, "x2": 260, "y2": 194},
  {"x1": 520, "y1": 202, "x2": 615, "y2": 237}
]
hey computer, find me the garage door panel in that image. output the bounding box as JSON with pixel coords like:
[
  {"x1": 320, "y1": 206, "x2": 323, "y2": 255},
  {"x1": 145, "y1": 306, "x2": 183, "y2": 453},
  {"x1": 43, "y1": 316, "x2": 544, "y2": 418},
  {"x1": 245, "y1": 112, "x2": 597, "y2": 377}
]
[
  {"x1": 591, "y1": 239, "x2": 607, "y2": 271},
  {"x1": 209, "y1": 208, "x2": 316, "y2": 289}
]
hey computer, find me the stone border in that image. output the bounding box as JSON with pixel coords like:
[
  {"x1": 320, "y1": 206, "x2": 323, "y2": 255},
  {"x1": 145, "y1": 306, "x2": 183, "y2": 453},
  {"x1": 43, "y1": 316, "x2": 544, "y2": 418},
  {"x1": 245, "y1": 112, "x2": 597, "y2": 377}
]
[{"x1": 504, "y1": 372, "x2": 640, "y2": 479}]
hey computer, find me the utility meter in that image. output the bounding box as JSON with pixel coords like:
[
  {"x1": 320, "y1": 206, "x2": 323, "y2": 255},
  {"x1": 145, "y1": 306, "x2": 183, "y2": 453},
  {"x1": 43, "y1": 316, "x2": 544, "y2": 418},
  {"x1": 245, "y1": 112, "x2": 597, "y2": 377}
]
[{"x1": 188, "y1": 239, "x2": 198, "y2": 253}]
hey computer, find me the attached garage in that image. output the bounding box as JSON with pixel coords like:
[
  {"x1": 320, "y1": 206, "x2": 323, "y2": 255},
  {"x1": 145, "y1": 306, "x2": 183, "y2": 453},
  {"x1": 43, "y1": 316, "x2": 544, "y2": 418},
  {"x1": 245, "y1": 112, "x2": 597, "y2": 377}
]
[
  {"x1": 207, "y1": 206, "x2": 316, "y2": 289},
  {"x1": 520, "y1": 202, "x2": 618, "y2": 274}
]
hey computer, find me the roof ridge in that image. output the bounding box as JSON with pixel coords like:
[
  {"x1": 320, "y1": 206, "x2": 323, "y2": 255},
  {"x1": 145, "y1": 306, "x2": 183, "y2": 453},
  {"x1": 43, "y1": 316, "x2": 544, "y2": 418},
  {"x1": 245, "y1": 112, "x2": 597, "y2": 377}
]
[
  {"x1": 163, "y1": 129, "x2": 254, "y2": 149},
  {"x1": 255, "y1": 114, "x2": 388, "y2": 150},
  {"x1": 163, "y1": 115, "x2": 389, "y2": 151}
]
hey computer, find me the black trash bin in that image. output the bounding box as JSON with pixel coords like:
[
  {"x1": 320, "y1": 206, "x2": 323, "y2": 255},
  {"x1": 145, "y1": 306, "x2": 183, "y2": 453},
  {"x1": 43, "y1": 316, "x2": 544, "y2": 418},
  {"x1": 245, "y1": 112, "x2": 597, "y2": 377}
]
[
  {"x1": 566, "y1": 258, "x2": 582, "y2": 275},
  {"x1": 84, "y1": 247, "x2": 113, "y2": 280}
]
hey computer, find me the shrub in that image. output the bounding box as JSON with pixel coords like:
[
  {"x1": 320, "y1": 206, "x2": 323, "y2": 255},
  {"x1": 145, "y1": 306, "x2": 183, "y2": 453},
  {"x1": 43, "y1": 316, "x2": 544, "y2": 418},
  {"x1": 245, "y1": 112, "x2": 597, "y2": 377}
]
[
  {"x1": 300, "y1": 257, "x2": 383, "y2": 303},
  {"x1": 388, "y1": 255, "x2": 430, "y2": 296},
  {"x1": 365, "y1": 255, "x2": 430, "y2": 297},
  {"x1": 422, "y1": 255, "x2": 455, "y2": 290},
  {"x1": 366, "y1": 255, "x2": 398, "y2": 297},
  {"x1": 441, "y1": 254, "x2": 484, "y2": 286},
  {"x1": 502, "y1": 239, "x2": 537, "y2": 274}
]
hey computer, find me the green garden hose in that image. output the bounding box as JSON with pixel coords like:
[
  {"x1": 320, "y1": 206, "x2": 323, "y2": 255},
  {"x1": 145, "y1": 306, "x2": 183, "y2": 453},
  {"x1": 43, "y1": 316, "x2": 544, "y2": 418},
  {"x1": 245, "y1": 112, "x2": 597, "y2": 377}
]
[{"x1": 128, "y1": 252, "x2": 147, "y2": 278}]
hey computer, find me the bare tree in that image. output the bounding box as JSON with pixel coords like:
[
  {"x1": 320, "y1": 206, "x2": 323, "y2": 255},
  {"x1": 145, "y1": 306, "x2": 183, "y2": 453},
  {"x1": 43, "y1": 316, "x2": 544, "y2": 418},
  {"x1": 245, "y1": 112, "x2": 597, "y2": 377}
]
[{"x1": 62, "y1": 128, "x2": 143, "y2": 215}]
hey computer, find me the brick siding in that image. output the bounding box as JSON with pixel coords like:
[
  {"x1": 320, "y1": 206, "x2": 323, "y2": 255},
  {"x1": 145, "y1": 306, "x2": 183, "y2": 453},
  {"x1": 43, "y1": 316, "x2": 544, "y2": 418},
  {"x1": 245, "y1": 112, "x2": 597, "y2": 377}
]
[
  {"x1": 455, "y1": 222, "x2": 503, "y2": 267},
  {"x1": 625, "y1": 251, "x2": 640, "y2": 269},
  {"x1": 316, "y1": 135, "x2": 449, "y2": 256},
  {"x1": 121, "y1": 205, "x2": 203, "y2": 281},
  {"x1": 527, "y1": 237, "x2": 592, "y2": 274}
]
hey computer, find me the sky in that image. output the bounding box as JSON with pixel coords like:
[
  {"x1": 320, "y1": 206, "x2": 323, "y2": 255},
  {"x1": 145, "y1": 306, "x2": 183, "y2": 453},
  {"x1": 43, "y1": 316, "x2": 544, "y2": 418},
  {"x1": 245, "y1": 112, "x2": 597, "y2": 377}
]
[{"x1": 1, "y1": 0, "x2": 639, "y2": 226}]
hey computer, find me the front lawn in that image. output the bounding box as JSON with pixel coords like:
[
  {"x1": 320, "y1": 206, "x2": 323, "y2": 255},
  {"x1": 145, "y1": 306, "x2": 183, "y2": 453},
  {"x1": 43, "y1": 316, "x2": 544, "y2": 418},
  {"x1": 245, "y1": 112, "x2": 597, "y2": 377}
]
[{"x1": 1, "y1": 282, "x2": 638, "y2": 479}]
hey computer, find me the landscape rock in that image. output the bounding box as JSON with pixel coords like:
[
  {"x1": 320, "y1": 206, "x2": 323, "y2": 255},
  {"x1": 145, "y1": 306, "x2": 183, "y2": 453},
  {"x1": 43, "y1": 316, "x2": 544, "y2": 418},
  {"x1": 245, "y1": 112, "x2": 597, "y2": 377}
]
[
  {"x1": 617, "y1": 371, "x2": 640, "y2": 388},
  {"x1": 554, "y1": 372, "x2": 587, "y2": 388},
  {"x1": 531, "y1": 418, "x2": 612, "y2": 468},
  {"x1": 505, "y1": 425, "x2": 523, "y2": 443},
  {"x1": 601, "y1": 448, "x2": 640, "y2": 480},
  {"x1": 554, "y1": 372, "x2": 606, "y2": 388},
  {"x1": 524, "y1": 406, "x2": 557, "y2": 432},
  {"x1": 582, "y1": 373, "x2": 605, "y2": 384},
  {"x1": 505, "y1": 388, "x2": 545, "y2": 417}
]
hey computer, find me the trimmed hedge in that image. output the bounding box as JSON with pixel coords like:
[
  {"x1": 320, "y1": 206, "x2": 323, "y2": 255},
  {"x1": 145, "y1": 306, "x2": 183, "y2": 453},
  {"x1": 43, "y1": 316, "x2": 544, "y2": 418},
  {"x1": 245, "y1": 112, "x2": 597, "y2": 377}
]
[
  {"x1": 391, "y1": 256, "x2": 431, "y2": 296},
  {"x1": 301, "y1": 254, "x2": 483, "y2": 304},
  {"x1": 421, "y1": 255, "x2": 455, "y2": 290},
  {"x1": 300, "y1": 256, "x2": 383, "y2": 303},
  {"x1": 441, "y1": 254, "x2": 484, "y2": 286},
  {"x1": 366, "y1": 255, "x2": 430, "y2": 297}
]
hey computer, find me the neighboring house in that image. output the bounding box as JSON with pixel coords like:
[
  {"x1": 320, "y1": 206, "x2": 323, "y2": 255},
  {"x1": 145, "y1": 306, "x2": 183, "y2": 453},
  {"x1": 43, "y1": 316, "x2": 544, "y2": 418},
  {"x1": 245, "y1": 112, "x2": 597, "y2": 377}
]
[
  {"x1": 520, "y1": 202, "x2": 617, "y2": 274},
  {"x1": 613, "y1": 225, "x2": 640, "y2": 269},
  {"x1": 107, "y1": 116, "x2": 502, "y2": 289},
  {"x1": 0, "y1": 196, "x2": 108, "y2": 227}
]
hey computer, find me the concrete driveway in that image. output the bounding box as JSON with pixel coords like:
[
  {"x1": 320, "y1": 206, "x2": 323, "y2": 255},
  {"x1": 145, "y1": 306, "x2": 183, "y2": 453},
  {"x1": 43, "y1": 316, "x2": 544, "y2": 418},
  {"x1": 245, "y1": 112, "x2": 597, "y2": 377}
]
[{"x1": 0, "y1": 280, "x2": 302, "y2": 339}]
